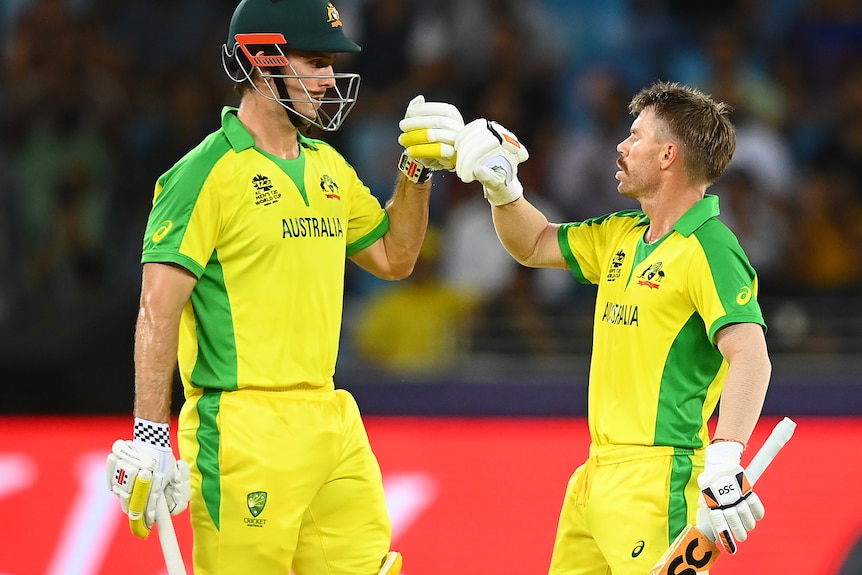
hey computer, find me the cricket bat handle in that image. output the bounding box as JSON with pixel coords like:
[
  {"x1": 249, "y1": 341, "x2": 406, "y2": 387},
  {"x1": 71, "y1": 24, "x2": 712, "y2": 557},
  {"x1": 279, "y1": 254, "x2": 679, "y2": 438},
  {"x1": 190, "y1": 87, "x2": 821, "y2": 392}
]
[
  {"x1": 156, "y1": 496, "x2": 188, "y2": 575},
  {"x1": 744, "y1": 417, "x2": 797, "y2": 484},
  {"x1": 697, "y1": 417, "x2": 797, "y2": 537}
]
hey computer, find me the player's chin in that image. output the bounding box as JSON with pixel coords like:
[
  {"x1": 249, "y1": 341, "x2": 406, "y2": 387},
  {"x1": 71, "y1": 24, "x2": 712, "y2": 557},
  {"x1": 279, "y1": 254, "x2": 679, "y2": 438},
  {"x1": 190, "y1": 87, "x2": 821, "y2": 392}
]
[
  {"x1": 617, "y1": 182, "x2": 636, "y2": 199},
  {"x1": 297, "y1": 103, "x2": 319, "y2": 118}
]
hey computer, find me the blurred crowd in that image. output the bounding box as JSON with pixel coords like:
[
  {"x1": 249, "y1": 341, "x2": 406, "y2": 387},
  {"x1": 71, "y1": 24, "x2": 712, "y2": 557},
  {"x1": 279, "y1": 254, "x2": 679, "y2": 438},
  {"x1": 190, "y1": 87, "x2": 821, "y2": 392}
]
[{"x1": 1, "y1": 0, "x2": 861, "y2": 402}]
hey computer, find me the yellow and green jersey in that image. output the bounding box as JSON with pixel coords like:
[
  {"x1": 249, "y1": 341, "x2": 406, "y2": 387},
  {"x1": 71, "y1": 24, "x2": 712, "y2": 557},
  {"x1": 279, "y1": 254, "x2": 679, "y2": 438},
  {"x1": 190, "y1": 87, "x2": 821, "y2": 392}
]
[
  {"x1": 559, "y1": 195, "x2": 765, "y2": 450},
  {"x1": 141, "y1": 107, "x2": 388, "y2": 394}
]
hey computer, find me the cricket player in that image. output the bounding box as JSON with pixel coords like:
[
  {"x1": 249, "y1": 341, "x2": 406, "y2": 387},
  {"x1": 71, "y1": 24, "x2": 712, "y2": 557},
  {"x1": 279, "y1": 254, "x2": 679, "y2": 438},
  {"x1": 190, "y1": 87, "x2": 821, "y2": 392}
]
[
  {"x1": 105, "y1": 0, "x2": 462, "y2": 573},
  {"x1": 453, "y1": 81, "x2": 772, "y2": 574}
]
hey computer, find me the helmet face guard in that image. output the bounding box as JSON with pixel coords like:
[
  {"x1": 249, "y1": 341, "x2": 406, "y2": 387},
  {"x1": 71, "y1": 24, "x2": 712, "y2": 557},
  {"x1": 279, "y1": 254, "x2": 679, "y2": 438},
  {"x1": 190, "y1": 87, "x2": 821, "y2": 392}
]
[{"x1": 223, "y1": 32, "x2": 360, "y2": 131}]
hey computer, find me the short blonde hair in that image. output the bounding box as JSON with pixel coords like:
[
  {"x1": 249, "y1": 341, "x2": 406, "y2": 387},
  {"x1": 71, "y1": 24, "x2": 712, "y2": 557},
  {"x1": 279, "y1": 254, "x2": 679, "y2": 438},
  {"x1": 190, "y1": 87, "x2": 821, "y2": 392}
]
[{"x1": 630, "y1": 81, "x2": 736, "y2": 185}]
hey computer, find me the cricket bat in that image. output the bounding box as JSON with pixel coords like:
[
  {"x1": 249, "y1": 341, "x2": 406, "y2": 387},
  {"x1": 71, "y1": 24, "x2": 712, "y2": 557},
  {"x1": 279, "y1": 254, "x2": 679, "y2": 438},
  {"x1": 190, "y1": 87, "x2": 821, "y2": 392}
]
[
  {"x1": 648, "y1": 417, "x2": 797, "y2": 575},
  {"x1": 156, "y1": 496, "x2": 188, "y2": 575}
]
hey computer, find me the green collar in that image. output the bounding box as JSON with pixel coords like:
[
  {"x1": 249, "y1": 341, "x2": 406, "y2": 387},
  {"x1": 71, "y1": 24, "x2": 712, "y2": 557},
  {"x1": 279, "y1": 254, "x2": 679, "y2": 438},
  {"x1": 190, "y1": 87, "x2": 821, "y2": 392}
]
[
  {"x1": 221, "y1": 106, "x2": 254, "y2": 151},
  {"x1": 220, "y1": 106, "x2": 320, "y2": 152},
  {"x1": 634, "y1": 194, "x2": 721, "y2": 237}
]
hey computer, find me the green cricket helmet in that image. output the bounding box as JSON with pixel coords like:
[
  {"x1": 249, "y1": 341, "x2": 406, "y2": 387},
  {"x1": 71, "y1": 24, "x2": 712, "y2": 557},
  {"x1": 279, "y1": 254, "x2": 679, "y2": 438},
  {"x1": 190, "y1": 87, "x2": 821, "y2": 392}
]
[{"x1": 222, "y1": 0, "x2": 362, "y2": 131}]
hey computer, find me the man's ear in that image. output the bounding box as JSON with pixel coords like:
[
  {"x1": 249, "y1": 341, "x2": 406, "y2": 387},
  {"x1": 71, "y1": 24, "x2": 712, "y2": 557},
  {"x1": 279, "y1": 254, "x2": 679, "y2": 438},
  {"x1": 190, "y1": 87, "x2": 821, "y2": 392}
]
[{"x1": 660, "y1": 141, "x2": 679, "y2": 168}]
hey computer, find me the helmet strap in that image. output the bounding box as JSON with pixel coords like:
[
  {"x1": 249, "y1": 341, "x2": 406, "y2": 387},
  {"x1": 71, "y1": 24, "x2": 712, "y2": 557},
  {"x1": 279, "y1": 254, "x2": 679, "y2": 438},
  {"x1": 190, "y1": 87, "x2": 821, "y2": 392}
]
[{"x1": 272, "y1": 77, "x2": 311, "y2": 131}]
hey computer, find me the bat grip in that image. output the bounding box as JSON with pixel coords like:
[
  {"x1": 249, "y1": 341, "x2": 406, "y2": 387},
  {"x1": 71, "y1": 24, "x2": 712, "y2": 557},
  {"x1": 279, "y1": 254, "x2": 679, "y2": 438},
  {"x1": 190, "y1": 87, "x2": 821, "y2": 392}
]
[
  {"x1": 744, "y1": 417, "x2": 796, "y2": 485},
  {"x1": 156, "y1": 496, "x2": 187, "y2": 575},
  {"x1": 696, "y1": 417, "x2": 797, "y2": 538}
]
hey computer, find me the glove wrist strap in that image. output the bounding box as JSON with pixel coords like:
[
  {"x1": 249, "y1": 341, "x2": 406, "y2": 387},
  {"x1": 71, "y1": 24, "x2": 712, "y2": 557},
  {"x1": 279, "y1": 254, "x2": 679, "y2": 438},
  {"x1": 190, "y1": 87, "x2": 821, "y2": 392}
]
[
  {"x1": 398, "y1": 152, "x2": 433, "y2": 184},
  {"x1": 705, "y1": 440, "x2": 743, "y2": 466},
  {"x1": 485, "y1": 177, "x2": 524, "y2": 206},
  {"x1": 133, "y1": 417, "x2": 171, "y2": 450}
]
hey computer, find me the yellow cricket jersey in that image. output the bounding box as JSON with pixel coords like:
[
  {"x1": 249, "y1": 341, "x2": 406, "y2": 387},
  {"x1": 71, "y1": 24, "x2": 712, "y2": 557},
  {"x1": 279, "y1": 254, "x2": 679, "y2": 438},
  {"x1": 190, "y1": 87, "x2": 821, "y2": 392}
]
[
  {"x1": 558, "y1": 195, "x2": 765, "y2": 450},
  {"x1": 141, "y1": 107, "x2": 388, "y2": 393}
]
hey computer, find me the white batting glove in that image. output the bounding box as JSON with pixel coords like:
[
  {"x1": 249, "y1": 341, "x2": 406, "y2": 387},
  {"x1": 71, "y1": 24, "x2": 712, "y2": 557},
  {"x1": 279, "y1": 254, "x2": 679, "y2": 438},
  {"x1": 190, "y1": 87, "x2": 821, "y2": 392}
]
[
  {"x1": 697, "y1": 441, "x2": 765, "y2": 554},
  {"x1": 397, "y1": 95, "x2": 464, "y2": 177},
  {"x1": 106, "y1": 418, "x2": 190, "y2": 538},
  {"x1": 454, "y1": 118, "x2": 529, "y2": 206}
]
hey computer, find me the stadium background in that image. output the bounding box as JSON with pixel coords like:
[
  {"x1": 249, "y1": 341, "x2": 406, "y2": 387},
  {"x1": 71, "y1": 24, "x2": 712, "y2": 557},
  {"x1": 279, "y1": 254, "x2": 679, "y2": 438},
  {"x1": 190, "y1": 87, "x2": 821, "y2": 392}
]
[{"x1": 1, "y1": 0, "x2": 860, "y2": 573}]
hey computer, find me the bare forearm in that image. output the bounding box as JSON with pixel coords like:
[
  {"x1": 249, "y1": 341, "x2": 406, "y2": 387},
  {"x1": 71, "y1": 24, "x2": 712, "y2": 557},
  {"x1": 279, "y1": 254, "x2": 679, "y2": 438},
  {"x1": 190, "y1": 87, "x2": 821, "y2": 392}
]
[
  {"x1": 133, "y1": 307, "x2": 179, "y2": 423},
  {"x1": 380, "y1": 174, "x2": 432, "y2": 278},
  {"x1": 491, "y1": 197, "x2": 563, "y2": 268},
  {"x1": 714, "y1": 361, "x2": 770, "y2": 447},
  {"x1": 714, "y1": 324, "x2": 772, "y2": 447}
]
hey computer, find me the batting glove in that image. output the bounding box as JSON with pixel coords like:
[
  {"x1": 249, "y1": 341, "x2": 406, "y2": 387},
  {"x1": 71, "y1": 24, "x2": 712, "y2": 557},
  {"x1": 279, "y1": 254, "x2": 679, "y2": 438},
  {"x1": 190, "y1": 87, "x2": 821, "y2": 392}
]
[
  {"x1": 397, "y1": 95, "x2": 464, "y2": 182},
  {"x1": 454, "y1": 118, "x2": 529, "y2": 206},
  {"x1": 106, "y1": 418, "x2": 191, "y2": 538},
  {"x1": 697, "y1": 441, "x2": 765, "y2": 554}
]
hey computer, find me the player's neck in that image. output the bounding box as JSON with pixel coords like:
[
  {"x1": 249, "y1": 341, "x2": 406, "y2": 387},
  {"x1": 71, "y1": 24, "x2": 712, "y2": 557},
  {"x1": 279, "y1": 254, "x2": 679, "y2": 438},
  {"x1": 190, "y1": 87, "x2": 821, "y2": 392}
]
[
  {"x1": 643, "y1": 226, "x2": 668, "y2": 244},
  {"x1": 237, "y1": 98, "x2": 301, "y2": 160},
  {"x1": 641, "y1": 186, "x2": 703, "y2": 243}
]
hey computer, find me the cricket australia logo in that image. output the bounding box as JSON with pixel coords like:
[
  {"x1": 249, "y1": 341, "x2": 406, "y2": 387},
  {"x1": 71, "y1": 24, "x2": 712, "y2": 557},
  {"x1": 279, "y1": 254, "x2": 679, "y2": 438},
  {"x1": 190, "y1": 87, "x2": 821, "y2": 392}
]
[
  {"x1": 607, "y1": 249, "x2": 626, "y2": 282},
  {"x1": 247, "y1": 491, "x2": 267, "y2": 517},
  {"x1": 326, "y1": 3, "x2": 343, "y2": 28},
  {"x1": 245, "y1": 491, "x2": 268, "y2": 527},
  {"x1": 252, "y1": 174, "x2": 281, "y2": 206},
  {"x1": 637, "y1": 262, "x2": 665, "y2": 289},
  {"x1": 320, "y1": 174, "x2": 341, "y2": 200}
]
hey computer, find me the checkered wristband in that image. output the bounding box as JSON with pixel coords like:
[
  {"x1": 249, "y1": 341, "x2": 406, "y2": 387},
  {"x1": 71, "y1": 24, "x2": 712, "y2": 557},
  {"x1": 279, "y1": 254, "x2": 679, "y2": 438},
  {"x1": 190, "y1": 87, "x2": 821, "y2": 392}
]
[
  {"x1": 133, "y1": 417, "x2": 171, "y2": 450},
  {"x1": 398, "y1": 152, "x2": 433, "y2": 184}
]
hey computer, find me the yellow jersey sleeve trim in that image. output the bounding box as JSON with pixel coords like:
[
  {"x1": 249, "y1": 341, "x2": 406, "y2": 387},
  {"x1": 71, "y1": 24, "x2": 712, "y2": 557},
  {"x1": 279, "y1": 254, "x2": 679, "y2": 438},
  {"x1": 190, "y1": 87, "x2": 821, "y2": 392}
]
[{"x1": 346, "y1": 212, "x2": 389, "y2": 257}]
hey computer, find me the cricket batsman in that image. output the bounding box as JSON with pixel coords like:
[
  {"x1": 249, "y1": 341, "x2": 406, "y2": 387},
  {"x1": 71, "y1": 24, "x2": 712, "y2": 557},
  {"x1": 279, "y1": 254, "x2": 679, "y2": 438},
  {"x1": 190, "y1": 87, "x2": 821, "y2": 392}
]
[{"x1": 105, "y1": 0, "x2": 462, "y2": 572}]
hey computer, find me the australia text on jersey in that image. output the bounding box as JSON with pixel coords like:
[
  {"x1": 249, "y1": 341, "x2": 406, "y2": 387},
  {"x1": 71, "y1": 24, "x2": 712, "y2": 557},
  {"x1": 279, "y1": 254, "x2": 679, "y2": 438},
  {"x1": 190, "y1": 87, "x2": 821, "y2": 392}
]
[
  {"x1": 601, "y1": 302, "x2": 639, "y2": 326},
  {"x1": 282, "y1": 216, "x2": 344, "y2": 238}
]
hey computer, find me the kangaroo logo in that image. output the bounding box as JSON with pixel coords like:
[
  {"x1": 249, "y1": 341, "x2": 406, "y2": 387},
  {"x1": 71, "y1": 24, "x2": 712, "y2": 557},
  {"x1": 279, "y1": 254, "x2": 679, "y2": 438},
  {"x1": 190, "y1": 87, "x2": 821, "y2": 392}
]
[
  {"x1": 637, "y1": 262, "x2": 665, "y2": 289},
  {"x1": 320, "y1": 174, "x2": 341, "y2": 200},
  {"x1": 326, "y1": 3, "x2": 343, "y2": 27}
]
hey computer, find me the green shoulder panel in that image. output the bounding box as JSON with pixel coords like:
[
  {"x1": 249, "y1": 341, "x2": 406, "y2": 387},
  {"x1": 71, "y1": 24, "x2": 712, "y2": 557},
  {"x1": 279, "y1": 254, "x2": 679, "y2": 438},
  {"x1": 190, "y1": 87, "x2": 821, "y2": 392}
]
[
  {"x1": 141, "y1": 130, "x2": 232, "y2": 276},
  {"x1": 692, "y1": 218, "x2": 766, "y2": 340}
]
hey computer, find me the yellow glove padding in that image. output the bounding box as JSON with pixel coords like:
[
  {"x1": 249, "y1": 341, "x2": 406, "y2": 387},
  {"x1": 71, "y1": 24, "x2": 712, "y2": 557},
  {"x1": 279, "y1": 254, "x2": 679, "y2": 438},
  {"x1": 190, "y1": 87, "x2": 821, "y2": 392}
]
[
  {"x1": 398, "y1": 95, "x2": 464, "y2": 171},
  {"x1": 128, "y1": 470, "x2": 154, "y2": 537},
  {"x1": 107, "y1": 439, "x2": 191, "y2": 539}
]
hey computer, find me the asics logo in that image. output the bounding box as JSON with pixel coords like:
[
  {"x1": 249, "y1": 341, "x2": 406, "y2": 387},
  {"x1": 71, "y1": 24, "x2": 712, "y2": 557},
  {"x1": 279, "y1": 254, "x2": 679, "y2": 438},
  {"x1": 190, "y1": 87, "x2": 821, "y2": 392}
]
[
  {"x1": 152, "y1": 220, "x2": 173, "y2": 243},
  {"x1": 632, "y1": 540, "x2": 645, "y2": 557},
  {"x1": 736, "y1": 286, "x2": 752, "y2": 306}
]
